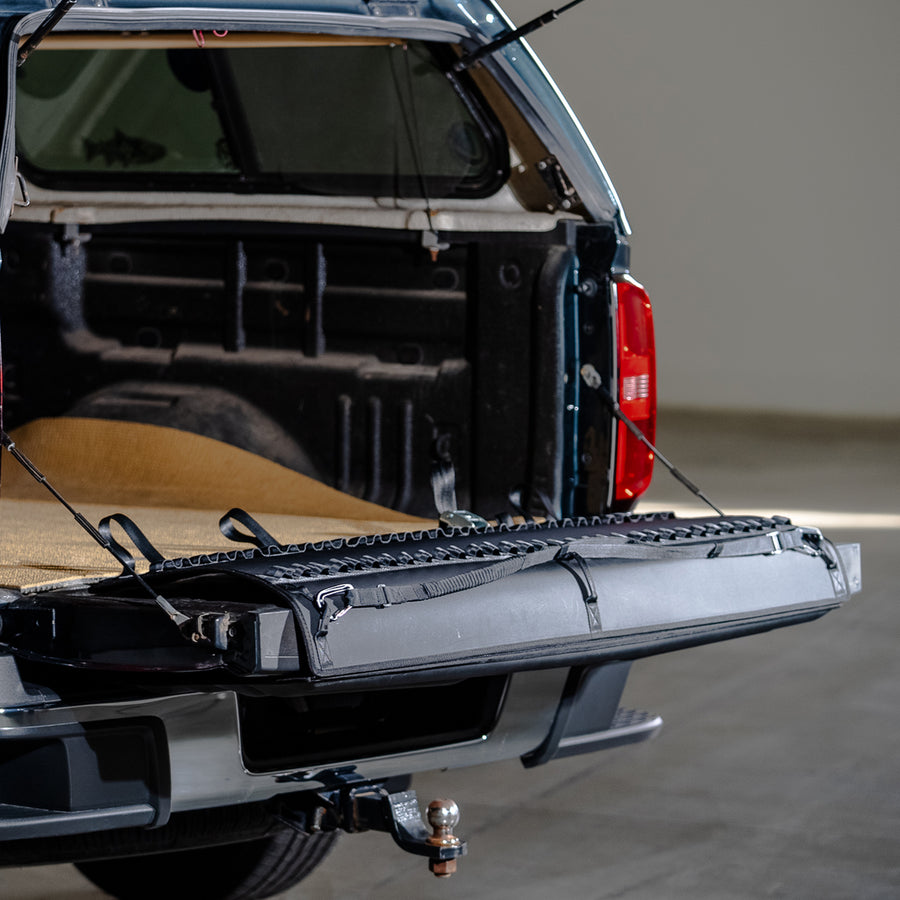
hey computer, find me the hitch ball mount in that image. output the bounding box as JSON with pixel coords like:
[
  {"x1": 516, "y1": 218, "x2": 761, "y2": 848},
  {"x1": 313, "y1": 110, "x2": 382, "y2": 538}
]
[
  {"x1": 352, "y1": 788, "x2": 466, "y2": 878},
  {"x1": 281, "y1": 780, "x2": 467, "y2": 878}
]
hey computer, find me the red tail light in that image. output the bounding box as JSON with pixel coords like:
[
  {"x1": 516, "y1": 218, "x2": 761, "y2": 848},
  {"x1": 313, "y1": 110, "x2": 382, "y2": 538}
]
[{"x1": 614, "y1": 276, "x2": 656, "y2": 502}]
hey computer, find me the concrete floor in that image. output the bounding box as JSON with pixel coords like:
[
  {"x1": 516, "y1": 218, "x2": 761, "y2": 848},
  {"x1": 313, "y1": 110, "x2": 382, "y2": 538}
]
[{"x1": 2, "y1": 411, "x2": 898, "y2": 899}]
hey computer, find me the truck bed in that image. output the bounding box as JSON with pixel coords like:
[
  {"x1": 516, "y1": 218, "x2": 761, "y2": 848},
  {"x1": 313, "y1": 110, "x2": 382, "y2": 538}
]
[{"x1": 0, "y1": 417, "x2": 429, "y2": 588}]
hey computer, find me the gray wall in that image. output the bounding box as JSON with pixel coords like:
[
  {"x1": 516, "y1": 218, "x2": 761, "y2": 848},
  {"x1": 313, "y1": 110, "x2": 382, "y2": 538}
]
[{"x1": 502, "y1": 0, "x2": 900, "y2": 416}]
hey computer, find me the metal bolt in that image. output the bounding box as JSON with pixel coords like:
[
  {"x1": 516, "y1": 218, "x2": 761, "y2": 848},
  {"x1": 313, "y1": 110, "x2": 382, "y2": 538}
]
[
  {"x1": 429, "y1": 858, "x2": 458, "y2": 878},
  {"x1": 578, "y1": 278, "x2": 598, "y2": 297}
]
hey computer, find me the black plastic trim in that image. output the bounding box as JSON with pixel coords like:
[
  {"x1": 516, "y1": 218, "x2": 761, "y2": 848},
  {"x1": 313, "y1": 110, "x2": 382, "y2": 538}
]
[
  {"x1": 0, "y1": 717, "x2": 171, "y2": 838},
  {"x1": 521, "y1": 661, "x2": 631, "y2": 767}
]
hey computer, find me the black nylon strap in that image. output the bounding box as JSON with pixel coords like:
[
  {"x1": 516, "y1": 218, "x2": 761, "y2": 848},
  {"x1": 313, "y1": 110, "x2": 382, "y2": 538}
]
[
  {"x1": 219, "y1": 508, "x2": 281, "y2": 551},
  {"x1": 557, "y1": 552, "x2": 602, "y2": 630},
  {"x1": 344, "y1": 544, "x2": 561, "y2": 609},
  {"x1": 561, "y1": 529, "x2": 807, "y2": 562},
  {"x1": 430, "y1": 458, "x2": 458, "y2": 515},
  {"x1": 98, "y1": 512, "x2": 165, "y2": 573},
  {"x1": 323, "y1": 529, "x2": 808, "y2": 617}
]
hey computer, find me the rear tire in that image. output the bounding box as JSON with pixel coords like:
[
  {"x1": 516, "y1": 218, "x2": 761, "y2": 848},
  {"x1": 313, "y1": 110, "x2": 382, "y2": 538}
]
[{"x1": 75, "y1": 828, "x2": 338, "y2": 900}]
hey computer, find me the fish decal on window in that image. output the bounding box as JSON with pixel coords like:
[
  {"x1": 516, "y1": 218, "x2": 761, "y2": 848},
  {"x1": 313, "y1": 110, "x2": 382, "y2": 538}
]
[{"x1": 83, "y1": 129, "x2": 166, "y2": 166}]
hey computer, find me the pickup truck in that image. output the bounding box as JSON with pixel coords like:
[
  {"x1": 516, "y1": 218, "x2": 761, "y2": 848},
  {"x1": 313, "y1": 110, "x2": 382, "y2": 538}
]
[{"x1": 0, "y1": 0, "x2": 860, "y2": 896}]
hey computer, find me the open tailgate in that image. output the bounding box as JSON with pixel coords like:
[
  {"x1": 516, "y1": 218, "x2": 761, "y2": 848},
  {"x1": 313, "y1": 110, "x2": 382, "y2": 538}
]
[{"x1": 0, "y1": 513, "x2": 860, "y2": 682}]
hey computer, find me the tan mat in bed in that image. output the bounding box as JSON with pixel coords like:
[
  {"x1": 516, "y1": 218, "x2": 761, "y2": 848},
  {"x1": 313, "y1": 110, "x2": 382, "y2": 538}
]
[{"x1": 1, "y1": 418, "x2": 431, "y2": 589}]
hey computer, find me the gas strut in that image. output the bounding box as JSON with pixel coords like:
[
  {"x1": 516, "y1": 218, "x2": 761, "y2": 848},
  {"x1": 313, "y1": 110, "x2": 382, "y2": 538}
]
[
  {"x1": 579, "y1": 364, "x2": 725, "y2": 516},
  {"x1": 17, "y1": 0, "x2": 78, "y2": 67},
  {"x1": 0, "y1": 430, "x2": 190, "y2": 627},
  {"x1": 454, "y1": 0, "x2": 589, "y2": 72}
]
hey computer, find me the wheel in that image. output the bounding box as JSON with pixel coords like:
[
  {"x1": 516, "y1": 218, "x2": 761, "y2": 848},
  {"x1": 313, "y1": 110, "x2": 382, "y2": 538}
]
[{"x1": 75, "y1": 828, "x2": 338, "y2": 900}]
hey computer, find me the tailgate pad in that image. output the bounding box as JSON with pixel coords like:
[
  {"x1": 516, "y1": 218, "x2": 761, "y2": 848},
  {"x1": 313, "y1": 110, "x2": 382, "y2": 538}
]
[
  {"x1": 1, "y1": 514, "x2": 857, "y2": 681},
  {"x1": 213, "y1": 514, "x2": 857, "y2": 678}
]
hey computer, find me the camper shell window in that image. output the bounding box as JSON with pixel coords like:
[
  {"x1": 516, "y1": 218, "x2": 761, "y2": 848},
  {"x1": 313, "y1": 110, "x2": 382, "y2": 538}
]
[{"x1": 15, "y1": 35, "x2": 508, "y2": 198}]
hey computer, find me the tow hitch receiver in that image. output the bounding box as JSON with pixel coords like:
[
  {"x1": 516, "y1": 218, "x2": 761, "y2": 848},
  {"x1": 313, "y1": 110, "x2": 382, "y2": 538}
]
[{"x1": 281, "y1": 781, "x2": 467, "y2": 878}]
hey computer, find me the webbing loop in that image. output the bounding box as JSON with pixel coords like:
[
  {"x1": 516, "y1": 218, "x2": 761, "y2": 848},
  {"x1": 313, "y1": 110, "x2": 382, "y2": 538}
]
[
  {"x1": 219, "y1": 508, "x2": 281, "y2": 551},
  {"x1": 98, "y1": 512, "x2": 165, "y2": 574}
]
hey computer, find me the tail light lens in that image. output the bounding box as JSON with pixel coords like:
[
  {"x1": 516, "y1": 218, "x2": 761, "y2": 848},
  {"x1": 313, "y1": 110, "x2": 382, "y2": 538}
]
[{"x1": 614, "y1": 276, "x2": 656, "y2": 502}]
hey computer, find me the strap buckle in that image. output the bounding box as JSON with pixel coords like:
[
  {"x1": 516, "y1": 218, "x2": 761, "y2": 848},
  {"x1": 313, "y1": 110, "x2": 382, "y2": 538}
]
[{"x1": 315, "y1": 583, "x2": 354, "y2": 612}]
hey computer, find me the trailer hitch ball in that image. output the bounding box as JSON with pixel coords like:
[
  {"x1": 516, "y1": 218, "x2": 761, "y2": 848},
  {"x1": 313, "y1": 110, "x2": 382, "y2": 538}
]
[{"x1": 426, "y1": 798, "x2": 462, "y2": 877}]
